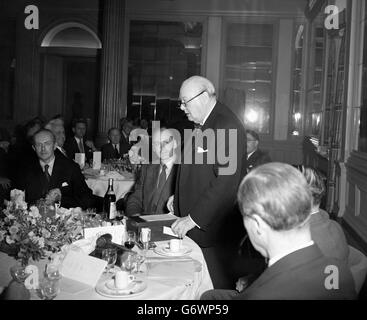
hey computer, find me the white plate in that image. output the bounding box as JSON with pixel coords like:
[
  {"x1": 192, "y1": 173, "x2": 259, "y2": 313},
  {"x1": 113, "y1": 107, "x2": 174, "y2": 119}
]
[
  {"x1": 95, "y1": 279, "x2": 147, "y2": 298},
  {"x1": 154, "y1": 245, "x2": 192, "y2": 257}
]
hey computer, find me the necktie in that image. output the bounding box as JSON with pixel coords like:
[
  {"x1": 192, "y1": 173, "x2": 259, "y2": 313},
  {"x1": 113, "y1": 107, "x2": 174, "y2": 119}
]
[
  {"x1": 114, "y1": 144, "x2": 119, "y2": 157},
  {"x1": 151, "y1": 164, "x2": 167, "y2": 213},
  {"x1": 44, "y1": 164, "x2": 51, "y2": 182},
  {"x1": 78, "y1": 139, "x2": 85, "y2": 153}
]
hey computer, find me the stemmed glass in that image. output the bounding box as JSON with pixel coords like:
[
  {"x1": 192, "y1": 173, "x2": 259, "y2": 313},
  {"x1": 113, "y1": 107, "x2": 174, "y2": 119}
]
[
  {"x1": 124, "y1": 231, "x2": 136, "y2": 250},
  {"x1": 134, "y1": 252, "x2": 146, "y2": 274},
  {"x1": 40, "y1": 278, "x2": 60, "y2": 300},
  {"x1": 121, "y1": 252, "x2": 136, "y2": 275},
  {"x1": 101, "y1": 248, "x2": 118, "y2": 274}
]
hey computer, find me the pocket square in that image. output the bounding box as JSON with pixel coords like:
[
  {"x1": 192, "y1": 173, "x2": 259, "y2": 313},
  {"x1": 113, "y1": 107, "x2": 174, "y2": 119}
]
[
  {"x1": 197, "y1": 147, "x2": 208, "y2": 153},
  {"x1": 62, "y1": 182, "x2": 69, "y2": 187}
]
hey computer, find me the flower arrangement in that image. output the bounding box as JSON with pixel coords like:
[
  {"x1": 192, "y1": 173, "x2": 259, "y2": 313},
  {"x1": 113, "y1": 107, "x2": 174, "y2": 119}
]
[{"x1": 0, "y1": 189, "x2": 85, "y2": 266}]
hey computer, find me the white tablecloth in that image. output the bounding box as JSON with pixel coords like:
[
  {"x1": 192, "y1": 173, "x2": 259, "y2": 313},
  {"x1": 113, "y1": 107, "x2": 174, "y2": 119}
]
[
  {"x1": 0, "y1": 237, "x2": 213, "y2": 300},
  {"x1": 85, "y1": 171, "x2": 135, "y2": 200}
]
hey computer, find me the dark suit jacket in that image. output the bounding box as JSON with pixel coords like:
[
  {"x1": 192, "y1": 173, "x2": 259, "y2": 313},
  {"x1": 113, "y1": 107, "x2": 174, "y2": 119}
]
[
  {"x1": 15, "y1": 152, "x2": 95, "y2": 209},
  {"x1": 247, "y1": 148, "x2": 271, "y2": 173},
  {"x1": 64, "y1": 137, "x2": 93, "y2": 162},
  {"x1": 236, "y1": 244, "x2": 356, "y2": 300},
  {"x1": 125, "y1": 163, "x2": 177, "y2": 216},
  {"x1": 174, "y1": 102, "x2": 247, "y2": 248},
  {"x1": 309, "y1": 209, "x2": 349, "y2": 262},
  {"x1": 101, "y1": 143, "x2": 125, "y2": 161},
  {"x1": 120, "y1": 133, "x2": 132, "y2": 155}
]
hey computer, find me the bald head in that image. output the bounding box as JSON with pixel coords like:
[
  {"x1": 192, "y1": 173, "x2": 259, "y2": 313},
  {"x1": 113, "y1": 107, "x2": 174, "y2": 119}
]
[{"x1": 179, "y1": 76, "x2": 217, "y2": 124}]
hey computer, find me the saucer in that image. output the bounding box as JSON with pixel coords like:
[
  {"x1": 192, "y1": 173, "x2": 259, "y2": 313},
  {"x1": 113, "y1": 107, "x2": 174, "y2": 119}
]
[
  {"x1": 105, "y1": 279, "x2": 135, "y2": 291},
  {"x1": 96, "y1": 279, "x2": 147, "y2": 298},
  {"x1": 154, "y1": 245, "x2": 192, "y2": 257}
]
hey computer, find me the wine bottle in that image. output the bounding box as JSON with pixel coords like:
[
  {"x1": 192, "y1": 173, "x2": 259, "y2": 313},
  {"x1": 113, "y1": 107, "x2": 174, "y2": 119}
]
[{"x1": 103, "y1": 178, "x2": 117, "y2": 221}]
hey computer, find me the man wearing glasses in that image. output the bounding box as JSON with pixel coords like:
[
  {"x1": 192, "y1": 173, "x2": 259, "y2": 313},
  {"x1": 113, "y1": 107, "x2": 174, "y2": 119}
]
[
  {"x1": 125, "y1": 127, "x2": 178, "y2": 216},
  {"x1": 169, "y1": 76, "x2": 247, "y2": 289}
]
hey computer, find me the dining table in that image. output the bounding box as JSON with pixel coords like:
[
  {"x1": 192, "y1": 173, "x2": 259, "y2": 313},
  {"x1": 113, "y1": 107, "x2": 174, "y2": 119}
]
[
  {"x1": 0, "y1": 236, "x2": 214, "y2": 300},
  {"x1": 83, "y1": 168, "x2": 136, "y2": 200}
]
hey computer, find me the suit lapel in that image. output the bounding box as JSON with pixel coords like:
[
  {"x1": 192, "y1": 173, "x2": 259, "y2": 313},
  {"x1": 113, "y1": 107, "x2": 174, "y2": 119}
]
[
  {"x1": 155, "y1": 164, "x2": 177, "y2": 209},
  {"x1": 145, "y1": 164, "x2": 161, "y2": 212}
]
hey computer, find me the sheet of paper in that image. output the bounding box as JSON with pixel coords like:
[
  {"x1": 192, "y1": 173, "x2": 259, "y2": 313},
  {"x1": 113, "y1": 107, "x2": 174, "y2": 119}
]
[
  {"x1": 163, "y1": 226, "x2": 179, "y2": 238},
  {"x1": 59, "y1": 276, "x2": 92, "y2": 295},
  {"x1": 83, "y1": 225, "x2": 126, "y2": 245},
  {"x1": 60, "y1": 250, "x2": 106, "y2": 288},
  {"x1": 141, "y1": 213, "x2": 178, "y2": 222},
  {"x1": 92, "y1": 151, "x2": 101, "y2": 170}
]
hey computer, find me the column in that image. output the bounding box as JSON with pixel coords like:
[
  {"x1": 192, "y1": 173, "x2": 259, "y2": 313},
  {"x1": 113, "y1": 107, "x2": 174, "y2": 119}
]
[{"x1": 97, "y1": 0, "x2": 126, "y2": 146}]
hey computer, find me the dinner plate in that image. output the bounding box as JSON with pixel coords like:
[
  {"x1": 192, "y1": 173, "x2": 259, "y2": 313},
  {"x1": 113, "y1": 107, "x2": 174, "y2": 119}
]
[
  {"x1": 154, "y1": 245, "x2": 192, "y2": 257},
  {"x1": 95, "y1": 278, "x2": 147, "y2": 298}
]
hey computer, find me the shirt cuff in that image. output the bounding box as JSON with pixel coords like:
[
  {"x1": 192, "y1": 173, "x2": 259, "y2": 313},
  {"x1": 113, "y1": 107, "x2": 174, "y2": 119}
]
[{"x1": 188, "y1": 215, "x2": 200, "y2": 229}]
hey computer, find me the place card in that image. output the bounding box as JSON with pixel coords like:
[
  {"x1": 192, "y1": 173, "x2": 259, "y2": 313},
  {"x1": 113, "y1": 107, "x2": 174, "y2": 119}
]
[
  {"x1": 59, "y1": 250, "x2": 107, "y2": 288},
  {"x1": 163, "y1": 226, "x2": 179, "y2": 238},
  {"x1": 84, "y1": 225, "x2": 126, "y2": 245},
  {"x1": 75, "y1": 153, "x2": 85, "y2": 169},
  {"x1": 92, "y1": 151, "x2": 101, "y2": 170}
]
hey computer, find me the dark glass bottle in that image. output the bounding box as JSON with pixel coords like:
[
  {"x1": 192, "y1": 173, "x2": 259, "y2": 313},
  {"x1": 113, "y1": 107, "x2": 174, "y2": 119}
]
[{"x1": 103, "y1": 178, "x2": 117, "y2": 221}]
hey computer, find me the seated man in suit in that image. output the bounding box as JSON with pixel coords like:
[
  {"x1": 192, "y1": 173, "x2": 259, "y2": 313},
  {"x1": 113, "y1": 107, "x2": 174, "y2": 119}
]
[
  {"x1": 15, "y1": 129, "x2": 95, "y2": 209},
  {"x1": 64, "y1": 118, "x2": 97, "y2": 163},
  {"x1": 299, "y1": 166, "x2": 349, "y2": 262},
  {"x1": 120, "y1": 118, "x2": 134, "y2": 155},
  {"x1": 246, "y1": 129, "x2": 271, "y2": 173},
  {"x1": 125, "y1": 127, "x2": 178, "y2": 216},
  {"x1": 45, "y1": 120, "x2": 67, "y2": 158},
  {"x1": 101, "y1": 127, "x2": 125, "y2": 161},
  {"x1": 201, "y1": 162, "x2": 356, "y2": 300}
]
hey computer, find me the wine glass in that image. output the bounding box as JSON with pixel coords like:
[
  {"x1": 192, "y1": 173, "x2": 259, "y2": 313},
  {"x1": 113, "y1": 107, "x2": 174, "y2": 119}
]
[
  {"x1": 134, "y1": 252, "x2": 146, "y2": 274},
  {"x1": 45, "y1": 264, "x2": 61, "y2": 281},
  {"x1": 101, "y1": 248, "x2": 117, "y2": 274},
  {"x1": 124, "y1": 231, "x2": 136, "y2": 250},
  {"x1": 121, "y1": 252, "x2": 136, "y2": 275},
  {"x1": 40, "y1": 278, "x2": 60, "y2": 300}
]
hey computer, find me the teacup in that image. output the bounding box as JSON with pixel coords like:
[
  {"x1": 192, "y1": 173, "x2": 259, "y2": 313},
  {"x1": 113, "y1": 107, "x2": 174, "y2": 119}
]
[
  {"x1": 115, "y1": 270, "x2": 135, "y2": 289},
  {"x1": 169, "y1": 239, "x2": 182, "y2": 252}
]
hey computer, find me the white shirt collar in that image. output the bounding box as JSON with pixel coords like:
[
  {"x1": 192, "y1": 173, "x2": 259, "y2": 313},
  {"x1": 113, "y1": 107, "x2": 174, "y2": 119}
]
[
  {"x1": 268, "y1": 240, "x2": 314, "y2": 267},
  {"x1": 161, "y1": 155, "x2": 176, "y2": 177},
  {"x1": 113, "y1": 143, "x2": 120, "y2": 152},
  {"x1": 200, "y1": 100, "x2": 216, "y2": 126},
  {"x1": 74, "y1": 136, "x2": 83, "y2": 143},
  {"x1": 39, "y1": 155, "x2": 56, "y2": 175},
  {"x1": 247, "y1": 150, "x2": 256, "y2": 160}
]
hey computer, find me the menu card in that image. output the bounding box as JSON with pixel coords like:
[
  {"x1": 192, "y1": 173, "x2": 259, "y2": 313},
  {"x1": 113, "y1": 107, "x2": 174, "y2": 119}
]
[
  {"x1": 75, "y1": 153, "x2": 85, "y2": 169},
  {"x1": 84, "y1": 225, "x2": 126, "y2": 245},
  {"x1": 92, "y1": 151, "x2": 101, "y2": 170},
  {"x1": 60, "y1": 250, "x2": 107, "y2": 288}
]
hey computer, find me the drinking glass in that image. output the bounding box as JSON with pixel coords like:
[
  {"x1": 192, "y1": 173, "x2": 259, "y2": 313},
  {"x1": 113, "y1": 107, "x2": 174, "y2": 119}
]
[
  {"x1": 40, "y1": 278, "x2": 60, "y2": 300},
  {"x1": 134, "y1": 252, "x2": 146, "y2": 274},
  {"x1": 139, "y1": 229, "x2": 151, "y2": 250},
  {"x1": 124, "y1": 231, "x2": 136, "y2": 250},
  {"x1": 121, "y1": 252, "x2": 136, "y2": 275},
  {"x1": 45, "y1": 264, "x2": 61, "y2": 281},
  {"x1": 101, "y1": 248, "x2": 117, "y2": 274}
]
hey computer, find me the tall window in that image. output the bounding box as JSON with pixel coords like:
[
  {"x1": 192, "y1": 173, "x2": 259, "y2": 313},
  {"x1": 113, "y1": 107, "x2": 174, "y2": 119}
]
[
  {"x1": 290, "y1": 23, "x2": 305, "y2": 136},
  {"x1": 127, "y1": 20, "x2": 203, "y2": 124},
  {"x1": 359, "y1": 4, "x2": 367, "y2": 153},
  {"x1": 223, "y1": 23, "x2": 274, "y2": 134}
]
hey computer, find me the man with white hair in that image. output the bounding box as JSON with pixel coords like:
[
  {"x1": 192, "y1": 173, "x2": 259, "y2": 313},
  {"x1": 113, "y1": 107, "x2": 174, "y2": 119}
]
[
  {"x1": 170, "y1": 76, "x2": 247, "y2": 288},
  {"x1": 201, "y1": 163, "x2": 356, "y2": 300}
]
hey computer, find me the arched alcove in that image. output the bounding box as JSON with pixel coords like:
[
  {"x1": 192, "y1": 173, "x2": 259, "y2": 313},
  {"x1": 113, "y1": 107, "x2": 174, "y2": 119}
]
[{"x1": 41, "y1": 22, "x2": 102, "y2": 49}]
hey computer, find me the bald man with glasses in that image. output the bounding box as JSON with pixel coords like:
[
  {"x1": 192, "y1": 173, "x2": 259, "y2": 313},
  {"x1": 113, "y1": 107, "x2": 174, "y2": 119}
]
[{"x1": 170, "y1": 76, "x2": 247, "y2": 289}]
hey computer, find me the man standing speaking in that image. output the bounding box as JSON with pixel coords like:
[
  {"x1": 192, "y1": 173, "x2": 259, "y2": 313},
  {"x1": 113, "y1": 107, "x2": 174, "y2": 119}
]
[{"x1": 170, "y1": 76, "x2": 247, "y2": 288}]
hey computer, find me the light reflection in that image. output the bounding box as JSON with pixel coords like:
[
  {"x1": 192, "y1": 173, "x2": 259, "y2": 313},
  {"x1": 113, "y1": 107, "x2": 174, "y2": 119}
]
[{"x1": 245, "y1": 107, "x2": 259, "y2": 124}]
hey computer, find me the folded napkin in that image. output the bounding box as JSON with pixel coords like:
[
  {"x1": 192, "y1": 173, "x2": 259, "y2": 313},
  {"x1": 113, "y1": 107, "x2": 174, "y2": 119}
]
[{"x1": 100, "y1": 171, "x2": 125, "y2": 181}]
